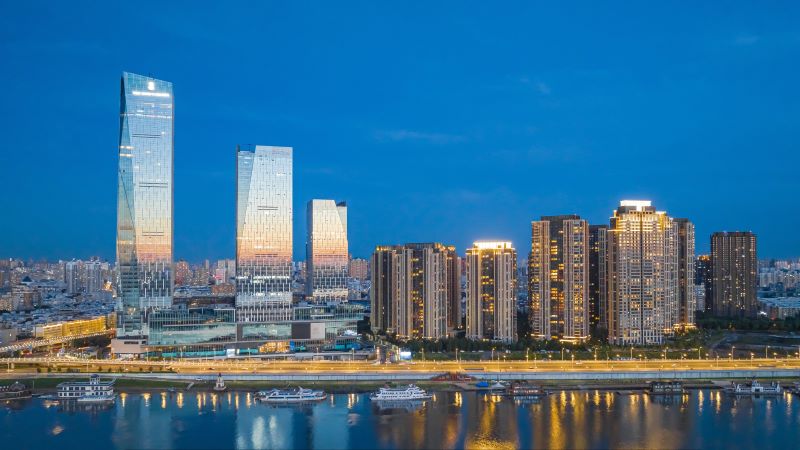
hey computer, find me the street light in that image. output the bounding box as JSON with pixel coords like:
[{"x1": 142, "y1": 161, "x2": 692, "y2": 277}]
[{"x1": 765, "y1": 345, "x2": 769, "y2": 359}]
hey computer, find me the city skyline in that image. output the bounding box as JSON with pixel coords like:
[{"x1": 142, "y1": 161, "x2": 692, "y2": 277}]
[{"x1": 2, "y1": 3, "x2": 800, "y2": 262}]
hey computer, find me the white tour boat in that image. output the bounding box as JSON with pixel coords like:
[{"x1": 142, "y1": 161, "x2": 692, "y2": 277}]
[
  {"x1": 58, "y1": 374, "x2": 116, "y2": 403},
  {"x1": 725, "y1": 379, "x2": 782, "y2": 395},
  {"x1": 369, "y1": 384, "x2": 433, "y2": 401},
  {"x1": 255, "y1": 387, "x2": 327, "y2": 403}
]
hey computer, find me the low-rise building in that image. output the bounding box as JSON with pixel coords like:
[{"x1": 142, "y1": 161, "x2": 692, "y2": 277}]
[{"x1": 758, "y1": 297, "x2": 800, "y2": 320}]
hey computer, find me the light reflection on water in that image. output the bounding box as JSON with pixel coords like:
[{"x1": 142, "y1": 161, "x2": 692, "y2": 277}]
[{"x1": 2, "y1": 390, "x2": 800, "y2": 449}]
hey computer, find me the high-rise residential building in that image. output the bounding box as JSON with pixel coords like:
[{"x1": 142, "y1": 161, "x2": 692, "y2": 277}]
[
  {"x1": 369, "y1": 243, "x2": 459, "y2": 339},
  {"x1": 235, "y1": 145, "x2": 293, "y2": 321},
  {"x1": 216, "y1": 259, "x2": 236, "y2": 283},
  {"x1": 349, "y1": 257, "x2": 369, "y2": 281},
  {"x1": 710, "y1": 231, "x2": 758, "y2": 317},
  {"x1": 306, "y1": 200, "x2": 348, "y2": 304},
  {"x1": 465, "y1": 241, "x2": 517, "y2": 342},
  {"x1": 604, "y1": 201, "x2": 679, "y2": 345},
  {"x1": 695, "y1": 254, "x2": 712, "y2": 313},
  {"x1": 529, "y1": 215, "x2": 589, "y2": 342},
  {"x1": 675, "y1": 218, "x2": 696, "y2": 327},
  {"x1": 116, "y1": 72, "x2": 174, "y2": 337},
  {"x1": 85, "y1": 259, "x2": 104, "y2": 293},
  {"x1": 64, "y1": 260, "x2": 84, "y2": 294},
  {"x1": 588, "y1": 225, "x2": 608, "y2": 329}
]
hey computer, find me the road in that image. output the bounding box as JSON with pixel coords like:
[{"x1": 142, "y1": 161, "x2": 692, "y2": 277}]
[
  {"x1": 0, "y1": 330, "x2": 115, "y2": 354},
  {"x1": 3, "y1": 356, "x2": 800, "y2": 375}
]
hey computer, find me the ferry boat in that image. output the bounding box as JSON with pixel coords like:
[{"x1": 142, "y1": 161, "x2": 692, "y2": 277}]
[
  {"x1": 506, "y1": 383, "x2": 549, "y2": 398},
  {"x1": 725, "y1": 379, "x2": 782, "y2": 395},
  {"x1": 57, "y1": 374, "x2": 116, "y2": 402},
  {"x1": 255, "y1": 387, "x2": 327, "y2": 403},
  {"x1": 0, "y1": 382, "x2": 31, "y2": 400},
  {"x1": 648, "y1": 381, "x2": 685, "y2": 395},
  {"x1": 369, "y1": 384, "x2": 432, "y2": 401}
]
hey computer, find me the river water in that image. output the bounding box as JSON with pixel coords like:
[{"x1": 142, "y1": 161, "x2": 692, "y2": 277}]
[{"x1": 2, "y1": 389, "x2": 798, "y2": 449}]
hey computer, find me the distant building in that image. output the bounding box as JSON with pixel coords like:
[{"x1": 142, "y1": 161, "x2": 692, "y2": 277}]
[
  {"x1": 465, "y1": 241, "x2": 517, "y2": 343},
  {"x1": 116, "y1": 72, "x2": 174, "y2": 337},
  {"x1": 604, "y1": 201, "x2": 680, "y2": 345},
  {"x1": 370, "y1": 243, "x2": 459, "y2": 339},
  {"x1": 758, "y1": 297, "x2": 800, "y2": 320},
  {"x1": 710, "y1": 231, "x2": 758, "y2": 317},
  {"x1": 306, "y1": 200, "x2": 349, "y2": 304},
  {"x1": 175, "y1": 260, "x2": 191, "y2": 286},
  {"x1": 528, "y1": 215, "x2": 589, "y2": 342},
  {"x1": 349, "y1": 257, "x2": 369, "y2": 281},
  {"x1": 235, "y1": 145, "x2": 293, "y2": 321}
]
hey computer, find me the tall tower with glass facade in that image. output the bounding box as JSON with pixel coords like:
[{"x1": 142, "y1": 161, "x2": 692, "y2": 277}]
[
  {"x1": 465, "y1": 241, "x2": 517, "y2": 342},
  {"x1": 116, "y1": 72, "x2": 174, "y2": 337},
  {"x1": 604, "y1": 200, "x2": 679, "y2": 345},
  {"x1": 306, "y1": 200, "x2": 349, "y2": 304},
  {"x1": 528, "y1": 215, "x2": 589, "y2": 342},
  {"x1": 236, "y1": 145, "x2": 293, "y2": 321}
]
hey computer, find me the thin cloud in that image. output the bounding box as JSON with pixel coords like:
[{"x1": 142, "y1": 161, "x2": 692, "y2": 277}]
[{"x1": 374, "y1": 130, "x2": 466, "y2": 145}]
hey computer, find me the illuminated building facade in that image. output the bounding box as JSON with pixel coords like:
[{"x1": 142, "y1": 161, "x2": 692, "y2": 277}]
[
  {"x1": 675, "y1": 218, "x2": 696, "y2": 327},
  {"x1": 710, "y1": 231, "x2": 758, "y2": 317},
  {"x1": 588, "y1": 225, "x2": 607, "y2": 330},
  {"x1": 235, "y1": 145, "x2": 293, "y2": 321},
  {"x1": 146, "y1": 303, "x2": 364, "y2": 357},
  {"x1": 369, "y1": 243, "x2": 459, "y2": 339},
  {"x1": 528, "y1": 215, "x2": 589, "y2": 342},
  {"x1": 349, "y1": 258, "x2": 369, "y2": 281},
  {"x1": 306, "y1": 200, "x2": 349, "y2": 304},
  {"x1": 465, "y1": 241, "x2": 517, "y2": 342},
  {"x1": 116, "y1": 72, "x2": 174, "y2": 337},
  {"x1": 604, "y1": 201, "x2": 679, "y2": 345}
]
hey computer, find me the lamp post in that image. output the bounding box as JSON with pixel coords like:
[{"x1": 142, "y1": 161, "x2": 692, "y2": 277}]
[{"x1": 765, "y1": 345, "x2": 769, "y2": 359}]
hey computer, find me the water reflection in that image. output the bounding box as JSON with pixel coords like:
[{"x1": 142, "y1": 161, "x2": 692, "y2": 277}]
[{"x1": 2, "y1": 390, "x2": 799, "y2": 449}]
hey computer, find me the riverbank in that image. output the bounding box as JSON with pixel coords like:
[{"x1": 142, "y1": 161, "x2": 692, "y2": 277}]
[{"x1": 5, "y1": 375, "x2": 797, "y2": 394}]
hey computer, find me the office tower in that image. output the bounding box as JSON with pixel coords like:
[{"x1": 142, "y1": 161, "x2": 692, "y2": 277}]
[
  {"x1": 306, "y1": 200, "x2": 349, "y2": 304},
  {"x1": 710, "y1": 231, "x2": 758, "y2": 317},
  {"x1": 588, "y1": 225, "x2": 607, "y2": 329},
  {"x1": 695, "y1": 254, "x2": 711, "y2": 313},
  {"x1": 64, "y1": 260, "x2": 84, "y2": 294},
  {"x1": 369, "y1": 243, "x2": 459, "y2": 338},
  {"x1": 236, "y1": 145, "x2": 293, "y2": 321},
  {"x1": 465, "y1": 241, "x2": 517, "y2": 342},
  {"x1": 349, "y1": 258, "x2": 369, "y2": 281},
  {"x1": 528, "y1": 215, "x2": 589, "y2": 342},
  {"x1": 116, "y1": 72, "x2": 174, "y2": 336},
  {"x1": 675, "y1": 219, "x2": 696, "y2": 326},
  {"x1": 604, "y1": 201, "x2": 679, "y2": 345}
]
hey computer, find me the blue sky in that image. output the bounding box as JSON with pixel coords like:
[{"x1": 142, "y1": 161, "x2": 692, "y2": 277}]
[{"x1": 1, "y1": 2, "x2": 799, "y2": 262}]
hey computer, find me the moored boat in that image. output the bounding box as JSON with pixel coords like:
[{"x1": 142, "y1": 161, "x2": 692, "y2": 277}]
[
  {"x1": 255, "y1": 387, "x2": 327, "y2": 403},
  {"x1": 648, "y1": 381, "x2": 686, "y2": 395},
  {"x1": 0, "y1": 382, "x2": 31, "y2": 400},
  {"x1": 369, "y1": 384, "x2": 432, "y2": 401},
  {"x1": 506, "y1": 383, "x2": 549, "y2": 398},
  {"x1": 58, "y1": 374, "x2": 116, "y2": 403},
  {"x1": 724, "y1": 379, "x2": 781, "y2": 395}
]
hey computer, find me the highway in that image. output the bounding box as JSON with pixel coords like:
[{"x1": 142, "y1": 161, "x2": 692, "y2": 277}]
[
  {"x1": 3, "y1": 356, "x2": 800, "y2": 375},
  {"x1": 0, "y1": 330, "x2": 115, "y2": 354}
]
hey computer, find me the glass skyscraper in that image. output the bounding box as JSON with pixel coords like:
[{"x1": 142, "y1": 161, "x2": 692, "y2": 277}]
[
  {"x1": 116, "y1": 72, "x2": 174, "y2": 337},
  {"x1": 236, "y1": 145, "x2": 293, "y2": 321},
  {"x1": 306, "y1": 199, "x2": 349, "y2": 304}
]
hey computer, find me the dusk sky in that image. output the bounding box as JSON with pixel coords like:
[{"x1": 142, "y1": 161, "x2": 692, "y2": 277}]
[{"x1": 1, "y1": 2, "x2": 799, "y2": 262}]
